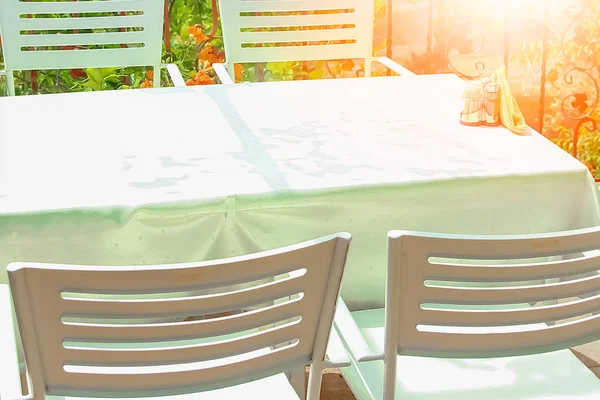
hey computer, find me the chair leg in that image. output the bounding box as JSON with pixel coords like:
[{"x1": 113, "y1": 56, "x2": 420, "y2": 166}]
[
  {"x1": 364, "y1": 60, "x2": 372, "y2": 78},
  {"x1": 6, "y1": 70, "x2": 16, "y2": 96},
  {"x1": 153, "y1": 65, "x2": 161, "y2": 88},
  {"x1": 306, "y1": 362, "x2": 323, "y2": 400},
  {"x1": 383, "y1": 352, "x2": 397, "y2": 400}
]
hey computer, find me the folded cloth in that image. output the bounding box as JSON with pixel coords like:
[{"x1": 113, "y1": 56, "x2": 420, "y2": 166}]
[{"x1": 491, "y1": 65, "x2": 528, "y2": 135}]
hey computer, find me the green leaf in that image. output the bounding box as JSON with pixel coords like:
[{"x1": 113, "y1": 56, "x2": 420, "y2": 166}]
[
  {"x1": 85, "y1": 68, "x2": 102, "y2": 85},
  {"x1": 99, "y1": 68, "x2": 119, "y2": 78},
  {"x1": 83, "y1": 80, "x2": 100, "y2": 91},
  {"x1": 309, "y1": 69, "x2": 325, "y2": 80},
  {"x1": 103, "y1": 74, "x2": 122, "y2": 90},
  {"x1": 266, "y1": 62, "x2": 286, "y2": 77},
  {"x1": 84, "y1": 67, "x2": 120, "y2": 91}
]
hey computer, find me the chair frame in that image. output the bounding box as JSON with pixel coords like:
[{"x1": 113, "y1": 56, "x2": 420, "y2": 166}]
[
  {"x1": 213, "y1": 0, "x2": 414, "y2": 83},
  {"x1": 0, "y1": 0, "x2": 185, "y2": 95},
  {"x1": 335, "y1": 227, "x2": 600, "y2": 400},
  {"x1": 1, "y1": 233, "x2": 352, "y2": 400}
]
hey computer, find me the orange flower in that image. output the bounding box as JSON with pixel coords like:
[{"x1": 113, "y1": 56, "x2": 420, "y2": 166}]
[
  {"x1": 199, "y1": 45, "x2": 225, "y2": 67},
  {"x1": 186, "y1": 70, "x2": 213, "y2": 86},
  {"x1": 140, "y1": 78, "x2": 152, "y2": 89},
  {"x1": 187, "y1": 25, "x2": 198, "y2": 35},
  {"x1": 207, "y1": 53, "x2": 219, "y2": 64},
  {"x1": 187, "y1": 24, "x2": 202, "y2": 35},
  {"x1": 200, "y1": 46, "x2": 214, "y2": 62},
  {"x1": 187, "y1": 24, "x2": 208, "y2": 44},
  {"x1": 195, "y1": 34, "x2": 208, "y2": 44},
  {"x1": 234, "y1": 64, "x2": 244, "y2": 82},
  {"x1": 199, "y1": 45, "x2": 212, "y2": 59},
  {"x1": 341, "y1": 59, "x2": 355, "y2": 71}
]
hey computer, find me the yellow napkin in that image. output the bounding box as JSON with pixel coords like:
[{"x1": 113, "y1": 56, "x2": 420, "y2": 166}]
[{"x1": 491, "y1": 65, "x2": 528, "y2": 135}]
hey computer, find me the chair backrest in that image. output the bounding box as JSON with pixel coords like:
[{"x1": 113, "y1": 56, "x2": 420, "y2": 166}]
[
  {"x1": 217, "y1": 0, "x2": 375, "y2": 65},
  {"x1": 0, "y1": 0, "x2": 164, "y2": 71},
  {"x1": 386, "y1": 228, "x2": 600, "y2": 359},
  {"x1": 8, "y1": 233, "x2": 350, "y2": 399}
]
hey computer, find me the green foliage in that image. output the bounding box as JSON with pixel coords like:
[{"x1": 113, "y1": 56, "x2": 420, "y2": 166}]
[
  {"x1": 0, "y1": 1, "x2": 219, "y2": 95},
  {"x1": 167, "y1": 0, "x2": 222, "y2": 80}
]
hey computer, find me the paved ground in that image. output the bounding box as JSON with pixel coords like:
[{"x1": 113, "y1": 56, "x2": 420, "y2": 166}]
[{"x1": 306, "y1": 368, "x2": 356, "y2": 400}]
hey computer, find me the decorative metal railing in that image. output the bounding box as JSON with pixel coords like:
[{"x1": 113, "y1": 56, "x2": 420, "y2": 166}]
[
  {"x1": 393, "y1": 0, "x2": 600, "y2": 178},
  {"x1": 552, "y1": 1, "x2": 599, "y2": 159}
]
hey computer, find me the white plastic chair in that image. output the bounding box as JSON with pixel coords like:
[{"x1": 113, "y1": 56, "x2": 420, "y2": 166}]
[
  {"x1": 335, "y1": 228, "x2": 600, "y2": 400},
  {"x1": 0, "y1": 0, "x2": 185, "y2": 95},
  {"x1": 213, "y1": 0, "x2": 415, "y2": 83},
  {"x1": 0, "y1": 233, "x2": 351, "y2": 400}
]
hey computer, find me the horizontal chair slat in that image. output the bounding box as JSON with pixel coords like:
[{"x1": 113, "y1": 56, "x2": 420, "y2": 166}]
[
  {"x1": 7, "y1": 237, "x2": 335, "y2": 294},
  {"x1": 406, "y1": 228, "x2": 600, "y2": 260},
  {"x1": 63, "y1": 299, "x2": 304, "y2": 342},
  {"x1": 232, "y1": 44, "x2": 364, "y2": 63},
  {"x1": 63, "y1": 323, "x2": 299, "y2": 365},
  {"x1": 237, "y1": 13, "x2": 360, "y2": 29},
  {"x1": 51, "y1": 349, "x2": 307, "y2": 394},
  {"x1": 420, "y1": 294, "x2": 600, "y2": 327},
  {"x1": 61, "y1": 275, "x2": 304, "y2": 317},
  {"x1": 236, "y1": 0, "x2": 363, "y2": 12},
  {"x1": 427, "y1": 255, "x2": 600, "y2": 282},
  {"x1": 423, "y1": 273, "x2": 600, "y2": 304},
  {"x1": 26, "y1": 260, "x2": 310, "y2": 294},
  {"x1": 18, "y1": 31, "x2": 147, "y2": 47},
  {"x1": 7, "y1": 47, "x2": 154, "y2": 70},
  {"x1": 408, "y1": 315, "x2": 600, "y2": 358},
  {"x1": 17, "y1": 0, "x2": 150, "y2": 15},
  {"x1": 238, "y1": 27, "x2": 360, "y2": 44},
  {"x1": 16, "y1": 15, "x2": 147, "y2": 31}
]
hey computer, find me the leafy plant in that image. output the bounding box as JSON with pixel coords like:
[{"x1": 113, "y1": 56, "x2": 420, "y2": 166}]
[{"x1": 0, "y1": 2, "x2": 219, "y2": 94}]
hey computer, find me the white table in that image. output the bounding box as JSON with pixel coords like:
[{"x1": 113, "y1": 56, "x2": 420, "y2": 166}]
[{"x1": 0, "y1": 74, "x2": 598, "y2": 310}]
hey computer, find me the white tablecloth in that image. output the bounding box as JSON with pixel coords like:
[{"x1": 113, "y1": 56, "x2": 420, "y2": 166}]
[{"x1": 0, "y1": 74, "x2": 599, "y2": 309}]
